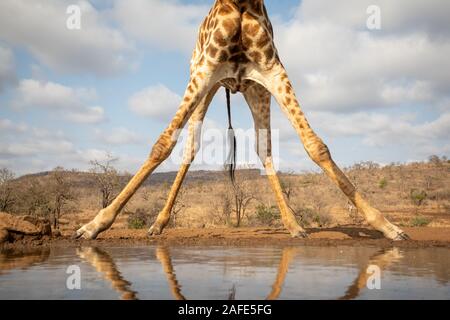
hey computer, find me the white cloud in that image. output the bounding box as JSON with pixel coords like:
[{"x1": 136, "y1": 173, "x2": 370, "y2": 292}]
[
  {"x1": 0, "y1": 140, "x2": 74, "y2": 157},
  {"x1": 75, "y1": 148, "x2": 142, "y2": 173},
  {"x1": 111, "y1": 0, "x2": 208, "y2": 53},
  {"x1": 381, "y1": 81, "x2": 434, "y2": 105},
  {"x1": 0, "y1": 45, "x2": 16, "y2": 92},
  {"x1": 66, "y1": 106, "x2": 105, "y2": 124},
  {"x1": 15, "y1": 79, "x2": 83, "y2": 109},
  {"x1": 297, "y1": 0, "x2": 450, "y2": 37},
  {"x1": 0, "y1": 124, "x2": 74, "y2": 158},
  {"x1": 0, "y1": 121, "x2": 143, "y2": 174},
  {"x1": 77, "y1": 148, "x2": 111, "y2": 163},
  {"x1": 306, "y1": 110, "x2": 450, "y2": 152},
  {"x1": 0, "y1": 118, "x2": 27, "y2": 133},
  {"x1": 274, "y1": 0, "x2": 450, "y2": 112},
  {"x1": 12, "y1": 79, "x2": 105, "y2": 124},
  {"x1": 128, "y1": 84, "x2": 181, "y2": 121},
  {"x1": 0, "y1": 0, "x2": 135, "y2": 76},
  {"x1": 95, "y1": 127, "x2": 141, "y2": 145}
]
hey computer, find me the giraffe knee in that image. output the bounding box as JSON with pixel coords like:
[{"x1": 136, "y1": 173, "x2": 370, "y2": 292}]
[
  {"x1": 305, "y1": 136, "x2": 331, "y2": 165},
  {"x1": 149, "y1": 135, "x2": 172, "y2": 163}
]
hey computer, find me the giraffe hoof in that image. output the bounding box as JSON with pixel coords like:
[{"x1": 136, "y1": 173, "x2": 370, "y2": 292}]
[
  {"x1": 72, "y1": 223, "x2": 100, "y2": 240},
  {"x1": 393, "y1": 232, "x2": 410, "y2": 241},
  {"x1": 71, "y1": 231, "x2": 81, "y2": 240},
  {"x1": 290, "y1": 229, "x2": 308, "y2": 238},
  {"x1": 148, "y1": 224, "x2": 164, "y2": 236}
]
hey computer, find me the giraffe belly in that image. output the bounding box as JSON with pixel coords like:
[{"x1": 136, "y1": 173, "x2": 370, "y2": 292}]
[{"x1": 220, "y1": 78, "x2": 254, "y2": 93}]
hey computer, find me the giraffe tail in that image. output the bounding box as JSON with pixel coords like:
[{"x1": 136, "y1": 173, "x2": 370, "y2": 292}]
[{"x1": 225, "y1": 88, "x2": 236, "y2": 184}]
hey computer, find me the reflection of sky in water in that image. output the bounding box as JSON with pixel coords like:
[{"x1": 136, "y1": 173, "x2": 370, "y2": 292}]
[{"x1": 0, "y1": 246, "x2": 448, "y2": 300}]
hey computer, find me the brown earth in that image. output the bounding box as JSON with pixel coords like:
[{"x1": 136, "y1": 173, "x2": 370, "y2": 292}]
[{"x1": 2, "y1": 226, "x2": 449, "y2": 250}]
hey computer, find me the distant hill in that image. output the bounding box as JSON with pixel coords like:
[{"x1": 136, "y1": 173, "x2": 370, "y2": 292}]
[{"x1": 15, "y1": 168, "x2": 262, "y2": 188}]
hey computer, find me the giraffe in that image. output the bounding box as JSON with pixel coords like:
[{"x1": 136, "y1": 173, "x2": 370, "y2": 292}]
[{"x1": 74, "y1": 0, "x2": 409, "y2": 241}]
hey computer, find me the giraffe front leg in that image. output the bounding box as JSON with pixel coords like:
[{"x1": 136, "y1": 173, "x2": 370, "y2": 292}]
[
  {"x1": 244, "y1": 84, "x2": 307, "y2": 238},
  {"x1": 146, "y1": 163, "x2": 189, "y2": 236},
  {"x1": 73, "y1": 71, "x2": 218, "y2": 240},
  {"x1": 148, "y1": 85, "x2": 219, "y2": 236},
  {"x1": 256, "y1": 64, "x2": 409, "y2": 241}
]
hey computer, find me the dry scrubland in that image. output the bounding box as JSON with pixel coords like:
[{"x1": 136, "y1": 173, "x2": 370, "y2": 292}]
[{"x1": 1, "y1": 156, "x2": 449, "y2": 236}]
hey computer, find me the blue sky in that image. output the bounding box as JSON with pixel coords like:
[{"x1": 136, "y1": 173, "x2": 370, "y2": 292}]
[{"x1": 0, "y1": 0, "x2": 449, "y2": 175}]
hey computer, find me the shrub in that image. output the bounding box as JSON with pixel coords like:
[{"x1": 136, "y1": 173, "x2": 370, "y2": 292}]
[
  {"x1": 378, "y1": 178, "x2": 388, "y2": 189},
  {"x1": 128, "y1": 217, "x2": 145, "y2": 229},
  {"x1": 255, "y1": 204, "x2": 280, "y2": 225},
  {"x1": 312, "y1": 213, "x2": 330, "y2": 227},
  {"x1": 293, "y1": 207, "x2": 315, "y2": 226},
  {"x1": 409, "y1": 216, "x2": 431, "y2": 227},
  {"x1": 410, "y1": 189, "x2": 427, "y2": 206},
  {"x1": 127, "y1": 208, "x2": 150, "y2": 229}
]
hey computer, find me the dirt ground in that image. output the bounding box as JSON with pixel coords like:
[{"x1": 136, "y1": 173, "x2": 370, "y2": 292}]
[{"x1": 2, "y1": 226, "x2": 449, "y2": 250}]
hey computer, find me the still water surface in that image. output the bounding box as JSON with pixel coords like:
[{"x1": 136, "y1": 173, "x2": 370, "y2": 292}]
[{"x1": 0, "y1": 245, "x2": 448, "y2": 299}]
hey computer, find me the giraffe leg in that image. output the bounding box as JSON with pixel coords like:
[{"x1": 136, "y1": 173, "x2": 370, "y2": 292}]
[
  {"x1": 244, "y1": 83, "x2": 307, "y2": 238},
  {"x1": 148, "y1": 85, "x2": 219, "y2": 236},
  {"x1": 266, "y1": 247, "x2": 297, "y2": 300},
  {"x1": 155, "y1": 246, "x2": 186, "y2": 300},
  {"x1": 254, "y1": 64, "x2": 409, "y2": 241},
  {"x1": 74, "y1": 72, "x2": 219, "y2": 240},
  {"x1": 77, "y1": 247, "x2": 137, "y2": 300},
  {"x1": 339, "y1": 248, "x2": 402, "y2": 300}
]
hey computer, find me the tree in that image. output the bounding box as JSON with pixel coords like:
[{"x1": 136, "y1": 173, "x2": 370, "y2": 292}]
[
  {"x1": 49, "y1": 166, "x2": 75, "y2": 229},
  {"x1": 0, "y1": 168, "x2": 15, "y2": 212},
  {"x1": 225, "y1": 167, "x2": 255, "y2": 227},
  {"x1": 22, "y1": 179, "x2": 51, "y2": 217},
  {"x1": 90, "y1": 154, "x2": 120, "y2": 208},
  {"x1": 428, "y1": 155, "x2": 441, "y2": 166}
]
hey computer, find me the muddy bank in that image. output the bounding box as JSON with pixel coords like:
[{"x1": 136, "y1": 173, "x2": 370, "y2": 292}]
[{"x1": 1, "y1": 226, "x2": 449, "y2": 250}]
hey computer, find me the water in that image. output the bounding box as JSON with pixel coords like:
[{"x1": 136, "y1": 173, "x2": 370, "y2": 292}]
[{"x1": 0, "y1": 245, "x2": 448, "y2": 300}]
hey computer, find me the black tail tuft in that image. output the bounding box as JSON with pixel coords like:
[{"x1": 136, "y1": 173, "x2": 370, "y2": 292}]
[{"x1": 225, "y1": 88, "x2": 236, "y2": 185}]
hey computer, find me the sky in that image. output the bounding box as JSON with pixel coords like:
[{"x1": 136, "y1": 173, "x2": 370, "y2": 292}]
[{"x1": 0, "y1": 0, "x2": 449, "y2": 176}]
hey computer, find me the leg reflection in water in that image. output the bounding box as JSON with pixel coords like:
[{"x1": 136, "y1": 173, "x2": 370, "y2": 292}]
[
  {"x1": 75, "y1": 246, "x2": 402, "y2": 300},
  {"x1": 155, "y1": 246, "x2": 186, "y2": 300},
  {"x1": 266, "y1": 247, "x2": 296, "y2": 300},
  {"x1": 266, "y1": 247, "x2": 403, "y2": 300},
  {"x1": 265, "y1": 246, "x2": 403, "y2": 300},
  {"x1": 339, "y1": 247, "x2": 403, "y2": 300},
  {"x1": 76, "y1": 247, "x2": 138, "y2": 300},
  {"x1": 154, "y1": 246, "x2": 297, "y2": 300}
]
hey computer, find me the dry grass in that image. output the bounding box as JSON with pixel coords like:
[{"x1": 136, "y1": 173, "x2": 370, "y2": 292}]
[{"x1": 2, "y1": 160, "x2": 450, "y2": 233}]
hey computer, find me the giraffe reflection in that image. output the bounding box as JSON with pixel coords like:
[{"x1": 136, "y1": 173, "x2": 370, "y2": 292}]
[
  {"x1": 75, "y1": 246, "x2": 402, "y2": 300},
  {"x1": 76, "y1": 247, "x2": 137, "y2": 300},
  {"x1": 266, "y1": 247, "x2": 296, "y2": 300},
  {"x1": 339, "y1": 248, "x2": 403, "y2": 300},
  {"x1": 155, "y1": 246, "x2": 186, "y2": 300}
]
